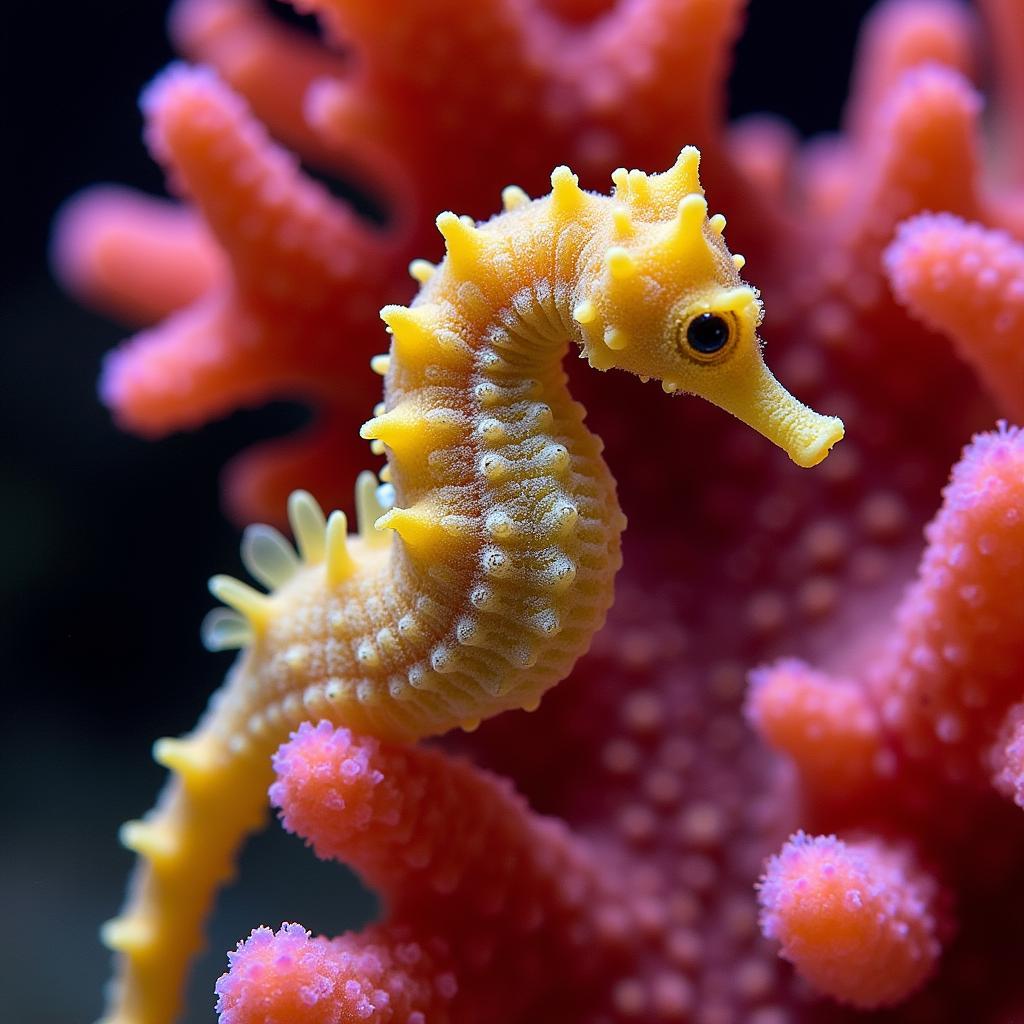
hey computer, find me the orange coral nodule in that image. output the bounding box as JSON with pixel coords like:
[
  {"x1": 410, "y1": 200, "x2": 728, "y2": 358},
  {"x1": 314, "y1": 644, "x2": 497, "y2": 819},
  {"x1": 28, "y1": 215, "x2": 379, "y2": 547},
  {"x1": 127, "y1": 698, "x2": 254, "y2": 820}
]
[
  {"x1": 215, "y1": 923, "x2": 448, "y2": 1024},
  {"x1": 758, "y1": 832, "x2": 941, "y2": 1009},
  {"x1": 746, "y1": 659, "x2": 883, "y2": 796},
  {"x1": 885, "y1": 214, "x2": 1024, "y2": 421}
]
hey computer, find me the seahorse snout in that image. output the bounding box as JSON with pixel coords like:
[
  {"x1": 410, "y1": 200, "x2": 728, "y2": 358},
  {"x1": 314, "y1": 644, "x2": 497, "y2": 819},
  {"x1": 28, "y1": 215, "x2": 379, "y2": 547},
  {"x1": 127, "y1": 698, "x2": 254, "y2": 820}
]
[{"x1": 702, "y1": 349, "x2": 845, "y2": 468}]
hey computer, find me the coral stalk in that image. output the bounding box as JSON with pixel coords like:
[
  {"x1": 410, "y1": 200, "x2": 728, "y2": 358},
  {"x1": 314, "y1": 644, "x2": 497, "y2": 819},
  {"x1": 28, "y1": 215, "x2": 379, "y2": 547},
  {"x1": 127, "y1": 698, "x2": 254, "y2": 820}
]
[{"x1": 216, "y1": 722, "x2": 618, "y2": 1023}]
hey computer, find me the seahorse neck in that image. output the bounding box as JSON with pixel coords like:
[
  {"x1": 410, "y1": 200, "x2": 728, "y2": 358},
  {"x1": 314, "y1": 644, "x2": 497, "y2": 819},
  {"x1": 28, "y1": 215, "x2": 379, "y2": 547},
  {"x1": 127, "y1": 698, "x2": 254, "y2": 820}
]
[{"x1": 353, "y1": 235, "x2": 624, "y2": 733}]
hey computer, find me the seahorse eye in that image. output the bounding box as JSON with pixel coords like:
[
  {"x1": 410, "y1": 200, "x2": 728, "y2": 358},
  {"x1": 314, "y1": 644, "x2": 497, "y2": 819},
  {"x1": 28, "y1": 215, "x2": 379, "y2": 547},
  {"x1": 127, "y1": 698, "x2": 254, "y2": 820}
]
[{"x1": 684, "y1": 312, "x2": 732, "y2": 355}]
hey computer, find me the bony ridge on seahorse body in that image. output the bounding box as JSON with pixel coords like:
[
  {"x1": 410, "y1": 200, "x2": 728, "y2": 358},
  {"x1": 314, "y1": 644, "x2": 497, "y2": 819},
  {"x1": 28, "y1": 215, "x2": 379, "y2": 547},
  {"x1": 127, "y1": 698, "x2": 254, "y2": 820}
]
[{"x1": 97, "y1": 147, "x2": 844, "y2": 1024}]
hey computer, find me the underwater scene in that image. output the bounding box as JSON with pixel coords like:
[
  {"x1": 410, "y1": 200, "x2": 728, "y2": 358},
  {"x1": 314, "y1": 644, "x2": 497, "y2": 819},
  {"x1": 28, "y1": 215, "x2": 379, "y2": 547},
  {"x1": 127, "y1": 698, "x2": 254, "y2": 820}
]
[{"x1": 4, "y1": 1, "x2": 1024, "y2": 1022}]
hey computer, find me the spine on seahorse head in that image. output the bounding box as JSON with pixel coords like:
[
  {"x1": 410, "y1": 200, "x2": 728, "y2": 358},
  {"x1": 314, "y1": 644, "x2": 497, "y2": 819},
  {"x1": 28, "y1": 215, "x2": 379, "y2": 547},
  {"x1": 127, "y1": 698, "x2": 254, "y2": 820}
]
[{"x1": 97, "y1": 148, "x2": 844, "y2": 1024}]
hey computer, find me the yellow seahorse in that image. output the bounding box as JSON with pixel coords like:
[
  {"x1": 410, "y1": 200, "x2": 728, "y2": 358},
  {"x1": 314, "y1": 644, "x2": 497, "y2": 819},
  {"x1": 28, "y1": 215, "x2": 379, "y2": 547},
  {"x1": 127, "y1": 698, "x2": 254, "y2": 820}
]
[{"x1": 98, "y1": 148, "x2": 843, "y2": 1024}]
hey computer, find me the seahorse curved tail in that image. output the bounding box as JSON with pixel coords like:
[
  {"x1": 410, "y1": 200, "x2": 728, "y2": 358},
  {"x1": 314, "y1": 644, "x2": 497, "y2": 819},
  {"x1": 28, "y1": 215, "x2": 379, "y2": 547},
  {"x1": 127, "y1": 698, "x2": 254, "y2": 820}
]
[{"x1": 100, "y1": 715, "x2": 272, "y2": 1024}]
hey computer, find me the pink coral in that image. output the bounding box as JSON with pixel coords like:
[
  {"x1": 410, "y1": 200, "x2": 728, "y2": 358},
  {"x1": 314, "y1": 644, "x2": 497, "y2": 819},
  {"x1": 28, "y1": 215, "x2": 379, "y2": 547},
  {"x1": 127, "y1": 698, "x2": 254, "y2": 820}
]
[
  {"x1": 59, "y1": 0, "x2": 1024, "y2": 1020},
  {"x1": 886, "y1": 214, "x2": 1024, "y2": 422},
  {"x1": 219, "y1": 721, "x2": 621, "y2": 1023}
]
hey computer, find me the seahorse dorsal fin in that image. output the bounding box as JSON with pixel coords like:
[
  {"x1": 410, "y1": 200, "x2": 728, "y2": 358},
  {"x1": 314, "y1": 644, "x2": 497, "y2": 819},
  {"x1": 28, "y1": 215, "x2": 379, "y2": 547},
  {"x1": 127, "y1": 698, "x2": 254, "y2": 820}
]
[
  {"x1": 241, "y1": 524, "x2": 299, "y2": 590},
  {"x1": 208, "y1": 575, "x2": 270, "y2": 630},
  {"x1": 287, "y1": 490, "x2": 327, "y2": 564}
]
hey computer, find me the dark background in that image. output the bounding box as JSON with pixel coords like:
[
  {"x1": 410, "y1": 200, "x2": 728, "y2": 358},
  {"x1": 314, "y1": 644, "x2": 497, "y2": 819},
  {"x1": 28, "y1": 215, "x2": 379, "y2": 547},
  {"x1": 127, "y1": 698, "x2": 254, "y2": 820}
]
[{"x1": 2, "y1": 2, "x2": 882, "y2": 1020}]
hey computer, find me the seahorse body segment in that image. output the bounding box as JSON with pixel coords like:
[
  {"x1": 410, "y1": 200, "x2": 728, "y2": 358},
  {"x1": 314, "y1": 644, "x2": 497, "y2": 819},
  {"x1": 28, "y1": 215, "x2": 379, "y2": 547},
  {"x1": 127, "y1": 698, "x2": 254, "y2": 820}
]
[{"x1": 98, "y1": 148, "x2": 843, "y2": 1024}]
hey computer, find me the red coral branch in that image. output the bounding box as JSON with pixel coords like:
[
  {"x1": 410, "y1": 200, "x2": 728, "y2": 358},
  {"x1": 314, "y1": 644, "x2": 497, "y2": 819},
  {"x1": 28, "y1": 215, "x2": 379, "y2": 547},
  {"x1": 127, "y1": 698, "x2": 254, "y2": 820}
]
[
  {"x1": 52, "y1": 187, "x2": 222, "y2": 325},
  {"x1": 169, "y1": 0, "x2": 349, "y2": 167},
  {"x1": 886, "y1": 215, "x2": 1024, "y2": 422},
  {"x1": 843, "y1": 0, "x2": 977, "y2": 142}
]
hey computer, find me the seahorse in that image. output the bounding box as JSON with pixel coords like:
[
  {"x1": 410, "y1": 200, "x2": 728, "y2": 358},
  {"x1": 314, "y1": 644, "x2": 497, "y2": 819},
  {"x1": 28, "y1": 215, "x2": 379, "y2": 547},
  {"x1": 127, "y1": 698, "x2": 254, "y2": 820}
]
[{"x1": 98, "y1": 148, "x2": 843, "y2": 1024}]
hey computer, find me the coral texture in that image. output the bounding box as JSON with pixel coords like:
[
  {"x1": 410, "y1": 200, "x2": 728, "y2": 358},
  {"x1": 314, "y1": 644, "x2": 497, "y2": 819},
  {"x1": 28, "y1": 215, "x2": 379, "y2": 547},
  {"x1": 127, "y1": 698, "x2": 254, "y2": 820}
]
[
  {"x1": 58, "y1": 0, "x2": 1024, "y2": 1021},
  {"x1": 758, "y1": 833, "x2": 940, "y2": 1009},
  {"x1": 216, "y1": 721, "x2": 619, "y2": 1023}
]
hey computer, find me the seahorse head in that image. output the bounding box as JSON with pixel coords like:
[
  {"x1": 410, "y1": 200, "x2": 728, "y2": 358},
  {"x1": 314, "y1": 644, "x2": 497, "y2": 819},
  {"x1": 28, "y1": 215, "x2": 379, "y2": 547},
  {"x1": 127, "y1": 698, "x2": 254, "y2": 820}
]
[{"x1": 572, "y1": 148, "x2": 844, "y2": 468}]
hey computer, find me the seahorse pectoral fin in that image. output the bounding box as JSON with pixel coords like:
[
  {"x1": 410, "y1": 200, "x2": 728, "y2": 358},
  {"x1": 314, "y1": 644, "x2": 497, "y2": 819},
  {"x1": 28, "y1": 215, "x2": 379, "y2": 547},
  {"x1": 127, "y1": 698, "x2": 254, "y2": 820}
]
[{"x1": 705, "y1": 349, "x2": 844, "y2": 469}]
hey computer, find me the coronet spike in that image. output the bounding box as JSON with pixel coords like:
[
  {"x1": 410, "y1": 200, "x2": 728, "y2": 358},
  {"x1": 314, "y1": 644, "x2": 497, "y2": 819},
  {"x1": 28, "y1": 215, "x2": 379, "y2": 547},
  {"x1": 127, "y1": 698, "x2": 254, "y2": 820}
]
[
  {"x1": 408, "y1": 258, "x2": 435, "y2": 283},
  {"x1": 604, "y1": 326, "x2": 629, "y2": 351},
  {"x1": 501, "y1": 185, "x2": 529, "y2": 211},
  {"x1": 659, "y1": 146, "x2": 701, "y2": 196},
  {"x1": 550, "y1": 165, "x2": 585, "y2": 215},
  {"x1": 375, "y1": 503, "x2": 448, "y2": 553},
  {"x1": 240, "y1": 523, "x2": 298, "y2": 590},
  {"x1": 325, "y1": 510, "x2": 353, "y2": 586},
  {"x1": 355, "y1": 470, "x2": 390, "y2": 548},
  {"x1": 370, "y1": 354, "x2": 390, "y2": 376},
  {"x1": 733, "y1": 253, "x2": 747, "y2": 271},
  {"x1": 200, "y1": 607, "x2": 253, "y2": 652},
  {"x1": 436, "y1": 211, "x2": 484, "y2": 272},
  {"x1": 677, "y1": 193, "x2": 709, "y2": 234},
  {"x1": 627, "y1": 168, "x2": 651, "y2": 202},
  {"x1": 119, "y1": 819, "x2": 176, "y2": 865},
  {"x1": 208, "y1": 575, "x2": 270, "y2": 628},
  {"x1": 572, "y1": 299, "x2": 597, "y2": 325},
  {"x1": 611, "y1": 166, "x2": 629, "y2": 196},
  {"x1": 716, "y1": 285, "x2": 759, "y2": 314},
  {"x1": 709, "y1": 213, "x2": 727, "y2": 235},
  {"x1": 612, "y1": 207, "x2": 633, "y2": 237},
  {"x1": 606, "y1": 247, "x2": 638, "y2": 280},
  {"x1": 287, "y1": 489, "x2": 327, "y2": 564}
]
